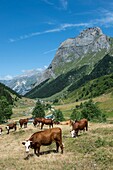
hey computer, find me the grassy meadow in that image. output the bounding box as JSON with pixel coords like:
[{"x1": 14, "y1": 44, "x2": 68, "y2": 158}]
[
  {"x1": 1, "y1": 122, "x2": 113, "y2": 170},
  {"x1": 0, "y1": 93, "x2": 113, "y2": 170}
]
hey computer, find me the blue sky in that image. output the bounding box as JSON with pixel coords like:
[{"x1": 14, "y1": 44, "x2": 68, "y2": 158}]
[{"x1": 0, "y1": 0, "x2": 113, "y2": 79}]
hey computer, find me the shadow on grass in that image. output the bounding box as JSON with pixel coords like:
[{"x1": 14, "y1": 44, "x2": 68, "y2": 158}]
[{"x1": 24, "y1": 149, "x2": 57, "y2": 160}]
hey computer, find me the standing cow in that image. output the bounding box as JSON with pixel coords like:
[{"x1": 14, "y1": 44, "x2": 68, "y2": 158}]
[
  {"x1": 40, "y1": 118, "x2": 53, "y2": 129},
  {"x1": 19, "y1": 118, "x2": 29, "y2": 128},
  {"x1": 22, "y1": 127, "x2": 63, "y2": 157},
  {"x1": 6, "y1": 122, "x2": 17, "y2": 134}
]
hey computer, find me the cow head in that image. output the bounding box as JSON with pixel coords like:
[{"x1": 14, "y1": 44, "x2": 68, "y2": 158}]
[
  {"x1": 70, "y1": 130, "x2": 76, "y2": 138},
  {"x1": 22, "y1": 140, "x2": 32, "y2": 153},
  {"x1": 6, "y1": 126, "x2": 9, "y2": 130},
  {"x1": 0, "y1": 128, "x2": 2, "y2": 135}
]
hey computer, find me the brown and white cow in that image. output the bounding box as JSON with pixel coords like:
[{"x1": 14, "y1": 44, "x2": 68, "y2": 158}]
[
  {"x1": 22, "y1": 127, "x2": 63, "y2": 157},
  {"x1": 6, "y1": 122, "x2": 17, "y2": 134},
  {"x1": 0, "y1": 127, "x2": 3, "y2": 135},
  {"x1": 19, "y1": 118, "x2": 29, "y2": 128},
  {"x1": 70, "y1": 118, "x2": 88, "y2": 137}
]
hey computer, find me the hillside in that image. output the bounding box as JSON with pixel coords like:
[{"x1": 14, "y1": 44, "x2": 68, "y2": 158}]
[
  {"x1": 24, "y1": 27, "x2": 113, "y2": 100},
  {"x1": 0, "y1": 82, "x2": 21, "y2": 105},
  {"x1": 25, "y1": 52, "x2": 113, "y2": 100}
]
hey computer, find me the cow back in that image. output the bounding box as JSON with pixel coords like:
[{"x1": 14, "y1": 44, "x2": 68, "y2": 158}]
[
  {"x1": 29, "y1": 127, "x2": 62, "y2": 146},
  {"x1": 72, "y1": 118, "x2": 88, "y2": 131},
  {"x1": 42, "y1": 118, "x2": 53, "y2": 125}
]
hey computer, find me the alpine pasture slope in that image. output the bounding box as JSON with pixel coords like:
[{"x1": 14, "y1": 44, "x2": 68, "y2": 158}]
[
  {"x1": 0, "y1": 93, "x2": 113, "y2": 169},
  {"x1": 1, "y1": 122, "x2": 113, "y2": 170}
]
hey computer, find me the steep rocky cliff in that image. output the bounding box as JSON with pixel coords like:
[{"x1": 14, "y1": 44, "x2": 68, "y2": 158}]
[{"x1": 42, "y1": 27, "x2": 111, "y2": 80}]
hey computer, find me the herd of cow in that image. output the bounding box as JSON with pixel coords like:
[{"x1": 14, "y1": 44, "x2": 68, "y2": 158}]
[{"x1": 0, "y1": 117, "x2": 88, "y2": 158}]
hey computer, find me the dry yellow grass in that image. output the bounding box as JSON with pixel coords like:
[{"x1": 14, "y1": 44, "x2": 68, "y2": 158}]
[
  {"x1": 0, "y1": 122, "x2": 113, "y2": 170},
  {"x1": 1, "y1": 94, "x2": 113, "y2": 170}
]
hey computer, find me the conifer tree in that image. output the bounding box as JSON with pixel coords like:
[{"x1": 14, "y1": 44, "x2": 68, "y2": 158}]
[{"x1": 32, "y1": 100, "x2": 45, "y2": 118}]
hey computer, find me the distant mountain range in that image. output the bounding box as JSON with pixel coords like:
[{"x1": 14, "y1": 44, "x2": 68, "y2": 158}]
[
  {"x1": 1, "y1": 27, "x2": 113, "y2": 99},
  {"x1": 0, "y1": 69, "x2": 44, "y2": 95}
]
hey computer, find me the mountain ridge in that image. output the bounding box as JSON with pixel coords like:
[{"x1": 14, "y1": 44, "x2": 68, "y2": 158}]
[{"x1": 1, "y1": 27, "x2": 113, "y2": 97}]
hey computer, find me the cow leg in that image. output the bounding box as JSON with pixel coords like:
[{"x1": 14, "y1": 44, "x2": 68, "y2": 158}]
[
  {"x1": 56, "y1": 142, "x2": 59, "y2": 153},
  {"x1": 14, "y1": 126, "x2": 17, "y2": 131},
  {"x1": 86, "y1": 124, "x2": 88, "y2": 131},
  {"x1": 56, "y1": 141, "x2": 63, "y2": 154},
  {"x1": 41, "y1": 123, "x2": 44, "y2": 129},
  {"x1": 37, "y1": 147, "x2": 40, "y2": 156},
  {"x1": 34, "y1": 147, "x2": 40, "y2": 157},
  {"x1": 75, "y1": 130, "x2": 78, "y2": 137},
  {"x1": 34, "y1": 148, "x2": 37, "y2": 155},
  {"x1": 60, "y1": 144, "x2": 63, "y2": 154},
  {"x1": 7, "y1": 130, "x2": 9, "y2": 134}
]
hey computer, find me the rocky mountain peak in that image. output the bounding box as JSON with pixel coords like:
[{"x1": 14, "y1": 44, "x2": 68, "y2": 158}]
[
  {"x1": 48, "y1": 27, "x2": 110, "y2": 76},
  {"x1": 60, "y1": 27, "x2": 103, "y2": 48}
]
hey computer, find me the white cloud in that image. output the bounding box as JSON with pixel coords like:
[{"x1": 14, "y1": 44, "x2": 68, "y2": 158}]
[
  {"x1": 21, "y1": 68, "x2": 45, "y2": 75},
  {"x1": 89, "y1": 9, "x2": 113, "y2": 27},
  {"x1": 43, "y1": 48, "x2": 57, "y2": 54},
  {"x1": 0, "y1": 67, "x2": 47, "y2": 80},
  {"x1": 42, "y1": 0, "x2": 68, "y2": 10},
  {"x1": 9, "y1": 22, "x2": 89, "y2": 42},
  {"x1": 9, "y1": 8, "x2": 113, "y2": 43},
  {"x1": 0, "y1": 75, "x2": 13, "y2": 80}
]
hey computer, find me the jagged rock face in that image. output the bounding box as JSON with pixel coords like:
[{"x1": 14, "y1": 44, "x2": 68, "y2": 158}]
[{"x1": 49, "y1": 27, "x2": 110, "y2": 74}]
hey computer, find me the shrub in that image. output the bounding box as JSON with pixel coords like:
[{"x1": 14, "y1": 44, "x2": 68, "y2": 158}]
[
  {"x1": 32, "y1": 100, "x2": 45, "y2": 118},
  {"x1": 0, "y1": 96, "x2": 13, "y2": 123},
  {"x1": 70, "y1": 99, "x2": 106, "y2": 122},
  {"x1": 53, "y1": 109, "x2": 64, "y2": 122},
  {"x1": 70, "y1": 109, "x2": 82, "y2": 120}
]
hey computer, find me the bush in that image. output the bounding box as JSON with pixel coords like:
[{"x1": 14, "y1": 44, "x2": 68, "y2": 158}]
[
  {"x1": 0, "y1": 96, "x2": 13, "y2": 123},
  {"x1": 53, "y1": 109, "x2": 64, "y2": 122},
  {"x1": 70, "y1": 99, "x2": 106, "y2": 122},
  {"x1": 32, "y1": 100, "x2": 45, "y2": 118},
  {"x1": 81, "y1": 100, "x2": 106, "y2": 122},
  {"x1": 70, "y1": 109, "x2": 82, "y2": 120}
]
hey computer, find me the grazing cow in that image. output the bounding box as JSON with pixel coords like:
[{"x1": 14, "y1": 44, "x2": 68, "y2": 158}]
[
  {"x1": 0, "y1": 127, "x2": 3, "y2": 135},
  {"x1": 70, "y1": 118, "x2": 88, "y2": 137},
  {"x1": 22, "y1": 127, "x2": 63, "y2": 157},
  {"x1": 40, "y1": 118, "x2": 53, "y2": 129},
  {"x1": 19, "y1": 118, "x2": 29, "y2": 128},
  {"x1": 33, "y1": 117, "x2": 42, "y2": 127},
  {"x1": 6, "y1": 122, "x2": 17, "y2": 134}
]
